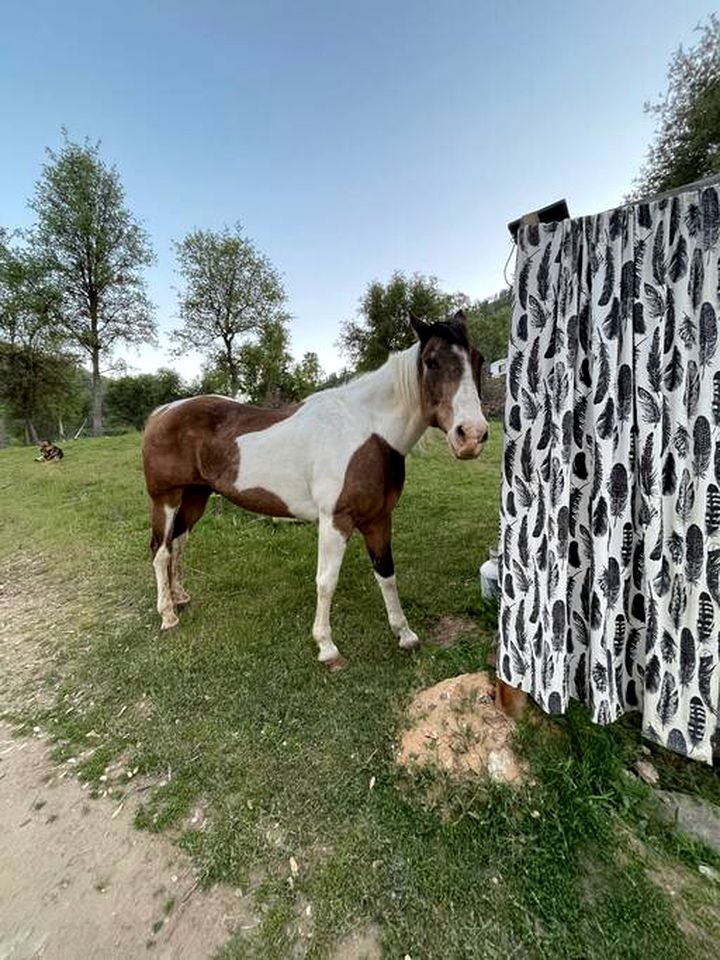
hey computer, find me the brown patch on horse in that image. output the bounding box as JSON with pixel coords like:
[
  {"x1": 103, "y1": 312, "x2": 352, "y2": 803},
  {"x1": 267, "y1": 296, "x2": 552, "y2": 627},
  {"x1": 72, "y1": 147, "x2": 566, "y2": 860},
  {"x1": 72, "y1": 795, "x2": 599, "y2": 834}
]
[
  {"x1": 417, "y1": 335, "x2": 464, "y2": 430},
  {"x1": 469, "y1": 347, "x2": 483, "y2": 396},
  {"x1": 233, "y1": 487, "x2": 293, "y2": 518},
  {"x1": 143, "y1": 396, "x2": 300, "y2": 503},
  {"x1": 332, "y1": 434, "x2": 405, "y2": 537},
  {"x1": 171, "y1": 485, "x2": 213, "y2": 541}
]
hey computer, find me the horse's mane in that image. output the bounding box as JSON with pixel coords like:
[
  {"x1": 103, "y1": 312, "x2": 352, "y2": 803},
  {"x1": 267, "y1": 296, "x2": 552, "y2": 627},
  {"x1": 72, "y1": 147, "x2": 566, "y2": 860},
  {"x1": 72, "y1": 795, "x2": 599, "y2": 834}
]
[{"x1": 305, "y1": 343, "x2": 421, "y2": 410}]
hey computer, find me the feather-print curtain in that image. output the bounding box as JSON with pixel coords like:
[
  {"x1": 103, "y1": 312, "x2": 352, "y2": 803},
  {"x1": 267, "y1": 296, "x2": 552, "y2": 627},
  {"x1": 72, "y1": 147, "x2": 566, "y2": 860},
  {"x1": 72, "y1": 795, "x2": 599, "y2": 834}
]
[{"x1": 499, "y1": 184, "x2": 720, "y2": 764}]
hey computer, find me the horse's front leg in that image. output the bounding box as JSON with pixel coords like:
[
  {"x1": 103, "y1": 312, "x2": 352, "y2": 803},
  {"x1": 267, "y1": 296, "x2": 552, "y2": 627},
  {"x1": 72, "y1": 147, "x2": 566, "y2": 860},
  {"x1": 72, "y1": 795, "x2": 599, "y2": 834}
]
[
  {"x1": 313, "y1": 515, "x2": 349, "y2": 670},
  {"x1": 362, "y1": 515, "x2": 419, "y2": 650}
]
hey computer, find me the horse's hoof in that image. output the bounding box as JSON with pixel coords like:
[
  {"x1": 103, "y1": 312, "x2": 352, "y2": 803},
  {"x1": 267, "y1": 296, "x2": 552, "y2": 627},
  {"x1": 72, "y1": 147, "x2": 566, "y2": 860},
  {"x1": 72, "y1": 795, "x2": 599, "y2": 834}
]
[
  {"x1": 325, "y1": 655, "x2": 348, "y2": 672},
  {"x1": 399, "y1": 630, "x2": 420, "y2": 650},
  {"x1": 161, "y1": 615, "x2": 180, "y2": 630}
]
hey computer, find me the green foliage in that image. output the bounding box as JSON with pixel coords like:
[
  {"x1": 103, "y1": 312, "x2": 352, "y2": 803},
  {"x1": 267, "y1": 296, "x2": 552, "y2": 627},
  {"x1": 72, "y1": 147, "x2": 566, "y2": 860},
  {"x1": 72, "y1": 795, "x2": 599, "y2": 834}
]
[
  {"x1": 316, "y1": 367, "x2": 353, "y2": 391},
  {"x1": 197, "y1": 320, "x2": 325, "y2": 406},
  {"x1": 339, "y1": 271, "x2": 510, "y2": 375},
  {"x1": 104, "y1": 368, "x2": 187, "y2": 431},
  {"x1": 0, "y1": 234, "x2": 60, "y2": 344},
  {"x1": 237, "y1": 318, "x2": 295, "y2": 405},
  {"x1": 29, "y1": 134, "x2": 155, "y2": 435},
  {"x1": 291, "y1": 350, "x2": 323, "y2": 398},
  {"x1": 338, "y1": 271, "x2": 463, "y2": 371},
  {"x1": 190, "y1": 360, "x2": 230, "y2": 397},
  {"x1": 633, "y1": 15, "x2": 720, "y2": 197},
  {"x1": 172, "y1": 224, "x2": 287, "y2": 396},
  {"x1": 0, "y1": 234, "x2": 88, "y2": 441},
  {"x1": 0, "y1": 344, "x2": 88, "y2": 443},
  {"x1": 465, "y1": 288, "x2": 512, "y2": 364}
]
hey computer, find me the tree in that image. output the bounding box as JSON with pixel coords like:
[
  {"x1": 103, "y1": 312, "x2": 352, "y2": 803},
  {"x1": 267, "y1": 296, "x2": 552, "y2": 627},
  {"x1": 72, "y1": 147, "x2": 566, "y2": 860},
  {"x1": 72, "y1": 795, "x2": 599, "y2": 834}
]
[
  {"x1": 0, "y1": 342, "x2": 87, "y2": 443},
  {"x1": 316, "y1": 368, "x2": 353, "y2": 391},
  {"x1": 237, "y1": 318, "x2": 295, "y2": 405},
  {"x1": 291, "y1": 351, "x2": 324, "y2": 398},
  {"x1": 104, "y1": 368, "x2": 187, "y2": 431},
  {"x1": 29, "y1": 134, "x2": 155, "y2": 435},
  {"x1": 465, "y1": 289, "x2": 512, "y2": 364},
  {"x1": 633, "y1": 15, "x2": 720, "y2": 197},
  {"x1": 338, "y1": 272, "x2": 461, "y2": 371},
  {"x1": 0, "y1": 235, "x2": 85, "y2": 442},
  {"x1": 172, "y1": 224, "x2": 288, "y2": 396},
  {"x1": 190, "y1": 361, "x2": 230, "y2": 397}
]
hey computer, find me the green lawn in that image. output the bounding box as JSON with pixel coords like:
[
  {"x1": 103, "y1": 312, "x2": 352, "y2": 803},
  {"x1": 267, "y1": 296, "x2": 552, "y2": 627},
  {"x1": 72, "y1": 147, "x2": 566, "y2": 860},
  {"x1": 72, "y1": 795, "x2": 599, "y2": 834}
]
[{"x1": 1, "y1": 430, "x2": 718, "y2": 959}]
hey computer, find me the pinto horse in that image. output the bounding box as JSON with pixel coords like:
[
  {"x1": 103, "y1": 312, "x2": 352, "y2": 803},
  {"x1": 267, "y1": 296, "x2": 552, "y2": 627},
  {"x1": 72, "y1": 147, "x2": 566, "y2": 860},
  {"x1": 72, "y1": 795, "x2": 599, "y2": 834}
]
[{"x1": 142, "y1": 311, "x2": 489, "y2": 669}]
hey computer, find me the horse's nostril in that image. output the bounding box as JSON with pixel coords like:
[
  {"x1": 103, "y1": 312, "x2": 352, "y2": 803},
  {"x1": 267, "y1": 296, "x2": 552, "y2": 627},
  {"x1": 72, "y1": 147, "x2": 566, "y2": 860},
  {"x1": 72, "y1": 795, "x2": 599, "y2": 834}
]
[
  {"x1": 480, "y1": 428, "x2": 489, "y2": 444},
  {"x1": 456, "y1": 425, "x2": 466, "y2": 441}
]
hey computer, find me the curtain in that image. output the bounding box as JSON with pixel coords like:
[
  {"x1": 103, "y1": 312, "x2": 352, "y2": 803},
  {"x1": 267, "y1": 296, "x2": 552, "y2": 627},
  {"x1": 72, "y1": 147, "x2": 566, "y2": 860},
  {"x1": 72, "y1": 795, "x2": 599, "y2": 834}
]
[{"x1": 498, "y1": 184, "x2": 720, "y2": 764}]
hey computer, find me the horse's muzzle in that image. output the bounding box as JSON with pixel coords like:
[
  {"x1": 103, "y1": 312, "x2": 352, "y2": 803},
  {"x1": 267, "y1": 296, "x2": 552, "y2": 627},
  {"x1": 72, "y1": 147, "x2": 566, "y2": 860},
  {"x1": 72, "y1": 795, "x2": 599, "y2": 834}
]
[{"x1": 449, "y1": 423, "x2": 488, "y2": 459}]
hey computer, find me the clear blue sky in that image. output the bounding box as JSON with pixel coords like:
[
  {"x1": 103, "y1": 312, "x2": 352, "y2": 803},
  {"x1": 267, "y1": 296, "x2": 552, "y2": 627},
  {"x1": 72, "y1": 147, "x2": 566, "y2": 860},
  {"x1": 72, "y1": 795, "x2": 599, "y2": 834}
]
[{"x1": 1, "y1": 1, "x2": 715, "y2": 377}]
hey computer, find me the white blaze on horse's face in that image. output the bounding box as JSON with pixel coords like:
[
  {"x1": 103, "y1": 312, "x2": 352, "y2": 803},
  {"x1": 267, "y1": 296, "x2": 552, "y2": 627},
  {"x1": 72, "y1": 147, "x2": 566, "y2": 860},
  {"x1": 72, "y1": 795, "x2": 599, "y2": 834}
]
[
  {"x1": 446, "y1": 346, "x2": 489, "y2": 460},
  {"x1": 414, "y1": 312, "x2": 489, "y2": 460}
]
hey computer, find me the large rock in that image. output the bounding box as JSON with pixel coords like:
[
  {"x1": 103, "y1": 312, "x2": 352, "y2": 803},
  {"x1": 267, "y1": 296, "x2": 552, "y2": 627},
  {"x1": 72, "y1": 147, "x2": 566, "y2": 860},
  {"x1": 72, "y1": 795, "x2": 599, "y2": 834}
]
[
  {"x1": 396, "y1": 672, "x2": 526, "y2": 785},
  {"x1": 656, "y1": 790, "x2": 720, "y2": 853}
]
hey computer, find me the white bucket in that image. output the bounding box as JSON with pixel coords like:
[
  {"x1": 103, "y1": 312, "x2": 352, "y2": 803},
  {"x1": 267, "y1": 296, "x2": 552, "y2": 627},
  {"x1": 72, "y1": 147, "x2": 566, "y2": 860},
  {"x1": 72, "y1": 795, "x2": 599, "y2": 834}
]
[{"x1": 480, "y1": 553, "x2": 499, "y2": 600}]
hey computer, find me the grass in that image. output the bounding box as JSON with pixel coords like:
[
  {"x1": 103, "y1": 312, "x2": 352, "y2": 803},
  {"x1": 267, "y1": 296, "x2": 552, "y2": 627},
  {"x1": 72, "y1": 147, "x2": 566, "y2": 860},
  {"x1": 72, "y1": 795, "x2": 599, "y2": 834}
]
[{"x1": 1, "y1": 429, "x2": 719, "y2": 959}]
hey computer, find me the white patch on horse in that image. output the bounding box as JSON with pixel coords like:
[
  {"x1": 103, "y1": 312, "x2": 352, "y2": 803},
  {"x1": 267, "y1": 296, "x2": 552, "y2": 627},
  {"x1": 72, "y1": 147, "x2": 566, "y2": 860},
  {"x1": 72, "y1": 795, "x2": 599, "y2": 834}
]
[
  {"x1": 233, "y1": 345, "x2": 427, "y2": 522},
  {"x1": 152, "y1": 397, "x2": 191, "y2": 418},
  {"x1": 153, "y1": 394, "x2": 244, "y2": 419},
  {"x1": 448, "y1": 347, "x2": 488, "y2": 457},
  {"x1": 204, "y1": 394, "x2": 244, "y2": 403}
]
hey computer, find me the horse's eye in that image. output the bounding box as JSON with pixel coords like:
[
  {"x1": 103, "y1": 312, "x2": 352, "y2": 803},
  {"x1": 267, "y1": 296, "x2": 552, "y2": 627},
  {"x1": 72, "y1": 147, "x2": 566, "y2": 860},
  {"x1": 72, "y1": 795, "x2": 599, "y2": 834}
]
[{"x1": 424, "y1": 356, "x2": 438, "y2": 370}]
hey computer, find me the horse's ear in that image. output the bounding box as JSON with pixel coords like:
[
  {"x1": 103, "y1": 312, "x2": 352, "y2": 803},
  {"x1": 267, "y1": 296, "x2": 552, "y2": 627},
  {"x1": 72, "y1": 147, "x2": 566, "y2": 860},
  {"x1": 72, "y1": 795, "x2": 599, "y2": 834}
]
[
  {"x1": 451, "y1": 309, "x2": 468, "y2": 332},
  {"x1": 409, "y1": 313, "x2": 430, "y2": 343}
]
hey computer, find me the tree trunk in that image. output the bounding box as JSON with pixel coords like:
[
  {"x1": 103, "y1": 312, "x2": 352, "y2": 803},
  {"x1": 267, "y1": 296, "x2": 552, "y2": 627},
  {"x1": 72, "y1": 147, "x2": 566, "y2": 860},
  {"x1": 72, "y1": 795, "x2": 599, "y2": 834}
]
[
  {"x1": 226, "y1": 346, "x2": 239, "y2": 398},
  {"x1": 25, "y1": 419, "x2": 39, "y2": 445},
  {"x1": 91, "y1": 346, "x2": 103, "y2": 436}
]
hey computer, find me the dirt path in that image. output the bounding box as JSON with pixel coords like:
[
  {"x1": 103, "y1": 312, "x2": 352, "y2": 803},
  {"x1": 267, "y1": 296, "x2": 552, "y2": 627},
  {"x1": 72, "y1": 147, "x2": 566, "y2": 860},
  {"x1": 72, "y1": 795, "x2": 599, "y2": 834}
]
[
  {"x1": 0, "y1": 554, "x2": 254, "y2": 959},
  {"x1": 0, "y1": 724, "x2": 255, "y2": 959}
]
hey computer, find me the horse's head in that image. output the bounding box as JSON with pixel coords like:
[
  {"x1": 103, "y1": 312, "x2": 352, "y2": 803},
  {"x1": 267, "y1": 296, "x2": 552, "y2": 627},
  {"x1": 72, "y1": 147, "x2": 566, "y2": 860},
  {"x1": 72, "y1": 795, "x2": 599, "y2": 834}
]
[{"x1": 411, "y1": 310, "x2": 489, "y2": 459}]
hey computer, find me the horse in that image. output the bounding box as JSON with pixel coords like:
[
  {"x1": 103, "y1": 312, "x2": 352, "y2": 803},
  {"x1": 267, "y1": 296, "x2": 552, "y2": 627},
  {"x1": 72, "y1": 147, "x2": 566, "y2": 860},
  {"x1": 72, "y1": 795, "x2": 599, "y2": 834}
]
[{"x1": 142, "y1": 310, "x2": 489, "y2": 669}]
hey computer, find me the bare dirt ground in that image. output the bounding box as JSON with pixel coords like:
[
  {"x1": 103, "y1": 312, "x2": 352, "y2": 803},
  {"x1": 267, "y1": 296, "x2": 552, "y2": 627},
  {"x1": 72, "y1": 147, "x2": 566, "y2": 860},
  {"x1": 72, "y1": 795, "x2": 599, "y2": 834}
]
[
  {"x1": 0, "y1": 555, "x2": 253, "y2": 960},
  {"x1": 0, "y1": 726, "x2": 255, "y2": 960}
]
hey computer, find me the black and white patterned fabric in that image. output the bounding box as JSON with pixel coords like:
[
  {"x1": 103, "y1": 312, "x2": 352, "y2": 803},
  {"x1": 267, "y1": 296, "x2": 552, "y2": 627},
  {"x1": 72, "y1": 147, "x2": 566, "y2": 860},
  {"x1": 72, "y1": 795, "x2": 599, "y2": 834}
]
[{"x1": 499, "y1": 185, "x2": 720, "y2": 764}]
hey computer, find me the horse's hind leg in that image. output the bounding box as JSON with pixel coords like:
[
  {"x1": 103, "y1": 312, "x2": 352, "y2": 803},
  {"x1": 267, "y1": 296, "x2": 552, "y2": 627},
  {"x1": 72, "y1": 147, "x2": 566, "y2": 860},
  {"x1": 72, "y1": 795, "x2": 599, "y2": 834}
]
[
  {"x1": 312, "y1": 514, "x2": 349, "y2": 669},
  {"x1": 170, "y1": 485, "x2": 211, "y2": 607},
  {"x1": 151, "y1": 492, "x2": 182, "y2": 630},
  {"x1": 361, "y1": 514, "x2": 419, "y2": 650},
  {"x1": 170, "y1": 533, "x2": 190, "y2": 606}
]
